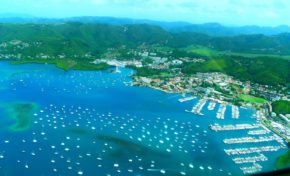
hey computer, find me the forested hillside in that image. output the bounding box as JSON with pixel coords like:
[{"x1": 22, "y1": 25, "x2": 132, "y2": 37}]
[
  {"x1": 1, "y1": 23, "x2": 290, "y2": 55},
  {"x1": 0, "y1": 22, "x2": 289, "y2": 85}
]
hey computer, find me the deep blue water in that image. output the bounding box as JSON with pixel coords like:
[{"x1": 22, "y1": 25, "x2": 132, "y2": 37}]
[{"x1": 0, "y1": 61, "x2": 287, "y2": 176}]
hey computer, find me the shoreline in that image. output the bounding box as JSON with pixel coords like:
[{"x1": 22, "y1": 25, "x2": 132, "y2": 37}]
[{"x1": 1, "y1": 60, "x2": 289, "y2": 145}]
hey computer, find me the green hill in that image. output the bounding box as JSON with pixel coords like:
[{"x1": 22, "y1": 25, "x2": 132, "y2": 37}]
[
  {"x1": 272, "y1": 100, "x2": 290, "y2": 115},
  {"x1": 0, "y1": 22, "x2": 289, "y2": 85},
  {"x1": 1, "y1": 23, "x2": 290, "y2": 55},
  {"x1": 182, "y1": 56, "x2": 289, "y2": 85}
]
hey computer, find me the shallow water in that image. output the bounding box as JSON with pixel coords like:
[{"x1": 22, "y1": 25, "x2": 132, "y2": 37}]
[{"x1": 0, "y1": 61, "x2": 287, "y2": 176}]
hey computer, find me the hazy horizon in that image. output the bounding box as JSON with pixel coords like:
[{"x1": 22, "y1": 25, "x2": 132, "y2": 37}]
[
  {"x1": 2, "y1": 13, "x2": 290, "y2": 28},
  {"x1": 0, "y1": 0, "x2": 290, "y2": 27}
]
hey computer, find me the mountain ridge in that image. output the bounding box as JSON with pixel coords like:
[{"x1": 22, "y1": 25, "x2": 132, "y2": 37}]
[
  {"x1": 0, "y1": 22, "x2": 290, "y2": 56},
  {"x1": 0, "y1": 15, "x2": 290, "y2": 36}
]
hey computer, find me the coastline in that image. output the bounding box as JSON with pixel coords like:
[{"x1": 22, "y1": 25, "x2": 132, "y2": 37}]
[
  {"x1": 2, "y1": 60, "x2": 290, "y2": 145},
  {"x1": 0, "y1": 60, "x2": 288, "y2": 175},
  {"x1": 5, "y1": 59, "x2": 112, "y2": 71}
]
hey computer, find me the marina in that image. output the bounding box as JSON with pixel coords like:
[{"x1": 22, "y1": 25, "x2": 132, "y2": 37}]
[
  {"x1": 207, "y1": 101, "x2": 216, "y2": 111},
  {"x1": 224, "y1": 146, "x2": 282, "y2": 155},
  {"x1": 186, "y1": 99, "x2": 207, "y2": 115},
  {"x1": 247, "y1": 129, "x2": 269, "y2": 135},
  {"x1": 223, "y1": 135, "x2": 282, "y2": 144},
  {"x1": 216, "y1": 104, "x2": 227, "y2": 119},
  {"x1": 0, "y1": 61, "x2": 287, "y2": 176},
  {"x1": 232, "y1": 154, "x2": 268, "y2": 164},
  {"x1": 209, "y1": 107, "x2": 287, "y2": 175},
  {"x1": 210, "y1": 124, "x2": 261, "y2": 131},
  {"x1": 178, "y1": 96, "x2": 196, "y2": 103},
  {"x1": 240, "y1": 163, "x2": 262, "y2": 175},
  {"x1": 231, "y1": 105, "x2": 239, "y2": 119}
]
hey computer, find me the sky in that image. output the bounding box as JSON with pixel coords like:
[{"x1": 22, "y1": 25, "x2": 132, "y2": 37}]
[{"x1": 0, "y1": 0, "x2": 290, "y2": 26}]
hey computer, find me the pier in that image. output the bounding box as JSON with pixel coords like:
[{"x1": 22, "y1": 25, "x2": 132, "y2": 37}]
[
  {"x1": 224, "y1": 146, "x2": 281, "y2": 155},
  {"x1": 248, "y1": 129, "x2": 269, "y2": 135},
  {"x1": 223, "y1": 135, "x2": 281, "y2": 144},
  {"x1": 178, "y1": 96, "x2": 195, "y2": 103},
  {"x1": 216, "y1": 104, "x2": 226, "y2": 119},
  {"x1": 210, "y1": 124, "x2": 260, "y2": 131},
  {"x1": 240, "y1": 163, "x2": 262, "y2": 174},
  {"x1": 233, "y1": 154, "x2": 268, "y2": 164},
  {"x1": 186, "y1": 99, "x2": 206, "y2": 115},
  {"x1": 252, "y1": 110, "x2": 265, "y2": 119},
  {"x1": 207, "y1": 101, "x2": 216, "y2": 111},
  {"x1": 231, "y1": 105, "x2": 239, "y2": 119}
]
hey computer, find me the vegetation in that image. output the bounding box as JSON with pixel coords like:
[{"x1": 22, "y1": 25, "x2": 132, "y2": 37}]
[
  {"x1": 272, "y1": 100, "x2": 290, "y2": 115},
  {"x1": 134, "y1": 66, "x2": 171, "y2": 78},
  {"x1": 184, "y1": 46, "x2": 219, "y2": 57},
  {"x1": 11, "y1": 59, "x2": 110, "y2": 71},
  {"x1": 276, "y1": 150, "x2": 290, "y2": 169},
  {"x1": 238, "y1": 94, "x2": 267, "y2": 104},
  {"x1": 185, "y1": 45, "x2": 290, "y2": 60},
  {"x1": 0, "y1": 22, "x2": 289, "y2": 85},
  {"x1": 182, "y1": 56, "x2": 289, "y2": 85},
  {"x1": 1, "y1": 23, "x2": 290, "y2": 56}
]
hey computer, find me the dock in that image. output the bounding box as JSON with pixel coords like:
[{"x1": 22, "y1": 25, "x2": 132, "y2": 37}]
[
  {"x1": 186, "y1": 99, "x2": 206, "y2": 115},
  {"x1": 210, "y1": 123, "x2": 260, "y2": 131},
  {"x1": 240, "y1": 163, "x2": 262, "y2": 174},
  {"x1": 231, "y1": 105, "x2": 239, "y2": 119},
  {"x1": 216, "y1": 104, "x2": 226, "y2": 119},
  {"x1": 223, "y1": 135, "x2": 281, "y2": 144},
  {"x1": 207, "y1": 101, "x2": 216, "y2": 111},
  {"x1": 178, "y1": 96, "x2": 195, "y2": 103},
  {"x1": 224, "y1": 146, "x2": 281, "y2": 155},
  {"x1": 233, "y1": 154, "x2": 268, "y2": 164},
  {"x1": 248, "y1": 129, "x2": 269, "y2": 135}
]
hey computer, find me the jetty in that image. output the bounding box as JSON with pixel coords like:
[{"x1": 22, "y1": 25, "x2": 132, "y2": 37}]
[
  {"x1": 248, "y1": 129, "x2": 269, "y2": 135},
  {"x1": 224, "y1": 146, "x2": 281, "y2": 155},
  {"x1": 216, "y1": 104, "x2": 226, "y2": 119},
  {"x1": 178, "y1": 96, "x2": 195, "y2": 103},
  {"x1": 231, "y1": 105, "x2": 239, "y2": 119},
  {"x1": 240, "y1": 163, "x2": 262, "y2": 174},
  {"x1": 207, "y1": 101, "x2": 216, "y2": 111},
  {"x1": 223, "y1": 135, "x2": 281, "y2": 144},
  {"x1": 233, "y1": 154, "x2": 268, "y2": 164},
  {"x1": 186, "y1": 99, "x2": 206, "y2": 115},
  {"x1": 210, "y1": 124, "x2": 260, "y2": 131}
]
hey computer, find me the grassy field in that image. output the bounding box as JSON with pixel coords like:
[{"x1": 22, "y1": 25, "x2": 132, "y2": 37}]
[
  {"x1": 184, "y1": 46, "x2": 218, "y2": 57},
  {"x1": 221, "y1": 51, "x2": 290, "y2": 60},
  {"x1": 184, "y1": 45, "x2": 290, "y2": 60},
  {"x1": 238, "y1": 94, "x2": 267, "y2": 104},
  {"x1": 134, "y1": 66, "x2": 172, "y2": 78},
  {"x1": 202, "y1": 59, "x2": 227, "y2": 71}
]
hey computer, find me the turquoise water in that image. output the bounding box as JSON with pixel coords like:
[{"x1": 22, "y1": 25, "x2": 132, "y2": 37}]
[{"x1": 0, "y1": 61, "x2": 287, "y2": 176}]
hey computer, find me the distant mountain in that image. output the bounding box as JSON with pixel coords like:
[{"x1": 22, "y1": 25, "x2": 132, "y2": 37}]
[
  {"x1": 0, "y1": 22, "x2": 289, "y2": 85},
  {"x1": 170, "y1": 23, "x2": 290, "y2": 36},
  {"x1": 0, "y1": 15, "x2": 290, "y2": 36},
  {"x1": 0, "y1": 22, "x2": 290, "y2": 55},
  {"x1": 61, "y1": 17, "x2": 290, "y2": 36},
  {"x1": 65, "y1": 16, "x2": 191, "y2": 30}
]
